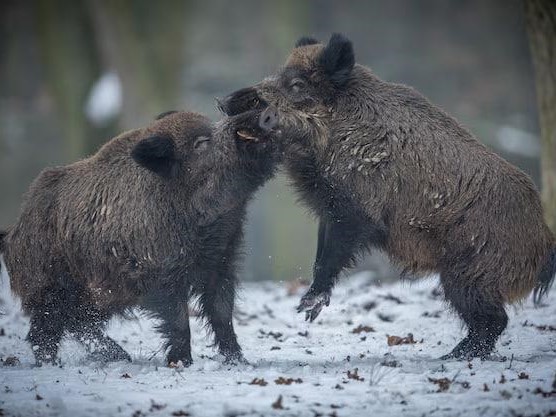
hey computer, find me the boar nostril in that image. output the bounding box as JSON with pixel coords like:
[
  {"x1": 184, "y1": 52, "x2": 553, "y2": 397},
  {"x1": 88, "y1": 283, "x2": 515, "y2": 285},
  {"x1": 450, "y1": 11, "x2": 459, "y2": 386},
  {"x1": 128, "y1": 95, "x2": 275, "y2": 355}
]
[{"x1": 259, "y1": 107, "x2": 278, "y2": 132}]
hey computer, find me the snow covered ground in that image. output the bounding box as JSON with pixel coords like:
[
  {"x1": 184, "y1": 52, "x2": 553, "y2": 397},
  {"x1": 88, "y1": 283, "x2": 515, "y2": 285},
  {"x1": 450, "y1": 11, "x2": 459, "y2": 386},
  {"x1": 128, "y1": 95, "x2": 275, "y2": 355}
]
[{"x1": 1, "y1": 267, "x2": 555, "y2": 417}]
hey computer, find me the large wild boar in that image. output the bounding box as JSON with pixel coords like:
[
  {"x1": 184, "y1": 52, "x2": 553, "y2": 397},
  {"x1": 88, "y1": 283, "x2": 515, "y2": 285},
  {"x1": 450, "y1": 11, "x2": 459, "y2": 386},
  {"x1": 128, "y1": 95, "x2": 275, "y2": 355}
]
[
  {"x1": 0, "y1": 109, "x2": 279, "y2": 366},
  {"x1": 220, "y1": 34, "x2": 556, "y2": 360}
]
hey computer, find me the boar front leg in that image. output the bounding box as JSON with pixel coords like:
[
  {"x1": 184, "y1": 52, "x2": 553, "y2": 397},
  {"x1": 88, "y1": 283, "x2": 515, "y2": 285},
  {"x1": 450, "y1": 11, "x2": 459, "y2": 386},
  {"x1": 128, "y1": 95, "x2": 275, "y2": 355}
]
[
  {"x1": 199, "y1": 273, "x2": 244, "y2": 364},
  {"x1": 159, "y1": 301, "x2": 193, "y2": 366},
  {"x1": 297, "y1": 217, "x2": 364, "y2": 322},
  {"x1": 144, "y1": 292, "x2": 193, "y2": 366}
]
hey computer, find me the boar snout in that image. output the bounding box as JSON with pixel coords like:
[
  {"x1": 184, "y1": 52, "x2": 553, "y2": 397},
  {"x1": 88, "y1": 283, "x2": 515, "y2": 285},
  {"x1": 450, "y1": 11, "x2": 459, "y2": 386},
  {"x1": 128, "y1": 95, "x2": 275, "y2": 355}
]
[{"x1": 258, "y1": 106, "x2": 278, "y2": 132}]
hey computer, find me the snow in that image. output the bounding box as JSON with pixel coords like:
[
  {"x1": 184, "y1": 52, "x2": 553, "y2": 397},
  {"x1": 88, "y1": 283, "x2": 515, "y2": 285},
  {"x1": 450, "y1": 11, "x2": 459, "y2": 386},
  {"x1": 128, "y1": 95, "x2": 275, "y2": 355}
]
[
  {"x1": 1, "y1": 268, "x2": 555, "y2": 417},
  {"x1": 495, "y1": 126, "x2": 540, "y2": 158},
  {"x1": 84, "y1": 72, "x2": 123, "y2": 126}
]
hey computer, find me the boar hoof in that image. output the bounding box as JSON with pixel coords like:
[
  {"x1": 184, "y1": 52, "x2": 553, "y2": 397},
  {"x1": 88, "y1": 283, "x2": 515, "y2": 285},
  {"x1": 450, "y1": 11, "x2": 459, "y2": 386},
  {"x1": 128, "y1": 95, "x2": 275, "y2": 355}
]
[
  {"x1": 168, "y1": 359, "x2": 193, "y2": 368},
  {"x1": 297, "y1": 289, "x2": 331, "y2": 322},
  {"x1": 167, "y1": 351, "x2": 193, "y2": 368},
  {"x1": 32, "y1": 356, "x2": 61, "y2": 368},
  {"x1": 223, "y1": 353, "x2": 248, "y2": 366},
  {"x1": 440, "y1": 336, "x2": 502, "y2": 361}
]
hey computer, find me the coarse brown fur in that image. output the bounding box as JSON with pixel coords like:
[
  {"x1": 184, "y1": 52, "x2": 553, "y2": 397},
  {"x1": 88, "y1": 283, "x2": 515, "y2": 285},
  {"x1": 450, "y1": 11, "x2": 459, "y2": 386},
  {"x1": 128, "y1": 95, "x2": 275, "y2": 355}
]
[
  {"x1": 221, "y1": 34, "x2": 556, "y2": 360},
  {"x1": 0, "y1": 110, "x2": 278, "y2": 366}
]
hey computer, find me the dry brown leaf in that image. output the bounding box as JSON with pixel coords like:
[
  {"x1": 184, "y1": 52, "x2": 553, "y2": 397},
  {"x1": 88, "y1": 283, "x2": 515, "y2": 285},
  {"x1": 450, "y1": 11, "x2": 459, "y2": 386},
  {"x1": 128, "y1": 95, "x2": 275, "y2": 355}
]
[
  {"x1": 249, "y1": 378, "x2": 268, "y2": 386},
  {"x1": 387, "y1": 333, "x2": 416, "y2": 346},
  {"x1": 171, "y1": 411, "x2": 190, "y2": 416},
  {"x1": 351, "y1": 325, "x2": 375, "y2": 334},
  {"x1": 2, "y1": 356, "x2": 20, "y2": 367},
  {"x1": 271, "y1": 395, "x2": 284, "y2": 410},
  {"x1": 428, "y1": 377, "x2": 451, "y2": 392},
  {"x1": 346, "y1": 368, "x2": 365, "y2": 382},
  {"x1": 275, "y1": 377, "x2": 302, "y2": 385}
]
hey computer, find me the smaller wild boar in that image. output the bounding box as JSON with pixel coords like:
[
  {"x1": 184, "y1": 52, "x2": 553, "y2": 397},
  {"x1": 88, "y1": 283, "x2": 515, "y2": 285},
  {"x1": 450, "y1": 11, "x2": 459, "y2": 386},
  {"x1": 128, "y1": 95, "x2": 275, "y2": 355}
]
[
  {"x1": 0, "y1": 109, "x2": 279, "y2": 366},
  {"x1": 220, "y1": 34, "x2": 556, "y2": 360}
]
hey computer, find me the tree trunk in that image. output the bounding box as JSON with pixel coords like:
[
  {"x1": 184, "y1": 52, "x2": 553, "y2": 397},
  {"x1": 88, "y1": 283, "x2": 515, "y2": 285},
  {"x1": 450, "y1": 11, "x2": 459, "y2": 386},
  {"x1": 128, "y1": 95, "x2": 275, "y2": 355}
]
[{"x1": 525, "y1": 0, "x2": 556, "y2": 233}]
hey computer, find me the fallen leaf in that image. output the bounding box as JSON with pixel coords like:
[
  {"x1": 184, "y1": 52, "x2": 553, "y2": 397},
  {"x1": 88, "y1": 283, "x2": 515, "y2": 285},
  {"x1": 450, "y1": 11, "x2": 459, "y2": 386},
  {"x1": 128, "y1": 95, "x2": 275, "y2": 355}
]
[
  {"x1": 533, "y1": 387, "x2": 556, "y2": 398},
  {"x1": 428, "y1": 377, "x2": 451, "y2": 392},
  {"x1": 377, "y1": 313, "x2": 394, "y2": 322},
  {"x1": 387, "y1": 334, "x2": 416, "y2": 346},
  {"x1": 259, "y1": 330, "x2": 283, "y2": 341},
  {"x1": 380, "y1": 294, "x2": 404, "y2": 304},
  {"x1": 275, "y1": 377, "x2": 302, "y2": 385},
  {"x1": 2, "y1": 356, "x2": 20, "y2": 367},
  {"x1": 271, "y1": 395, "x2": 284, "y2": 410},
  {"x1": 352, "y1": 325, "x2": 375, "y2": 334},
  {"x1": 149, "y1": 400, "x2": 166, "y2": 412},
  {"x1": 249, "y1": 378, "x2": 268, "y2": 386},
  {"x1": 500, "y1": 390, "x2": 512, "y2": 400},
  {"x1": 171, "y1": 411, "x2": 190, "y2": 417},
  {"x1": 522, "y1": 321, "x2": 556, "y2": 332},
  {"x1": 346, "y1": 368, "x2": 364, "y2": 382},
  {"x1": 381, "y1": 359, "x2": 401, "y2": 368},
  {"x1": 363, "y1": 301, "x2": 377, "y2": 311}
]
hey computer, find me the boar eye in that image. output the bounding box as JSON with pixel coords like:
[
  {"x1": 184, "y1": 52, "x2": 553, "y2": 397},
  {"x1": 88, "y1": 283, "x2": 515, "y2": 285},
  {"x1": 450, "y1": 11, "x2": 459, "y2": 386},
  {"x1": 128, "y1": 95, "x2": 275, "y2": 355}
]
[
  {"x1": 193, "y1": 136, "x2": 211, "y2": 153},
  {"x1": 290, "y1": 78, "x2": 306, "y2": 94}
]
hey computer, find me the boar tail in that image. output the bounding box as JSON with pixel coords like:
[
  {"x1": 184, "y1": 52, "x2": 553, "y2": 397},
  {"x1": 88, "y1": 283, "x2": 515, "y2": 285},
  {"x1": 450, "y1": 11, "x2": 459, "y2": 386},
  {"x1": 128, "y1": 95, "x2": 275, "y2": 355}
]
[
  {"x1": 534, "y1": 246, "x2": 556, "y2": 305},
  {"x1": 0, "y1": 230, "x2": 5, "y2": 275},
  {"x1": 0, "y1": 230, "x2": 6, "y2": 254}
]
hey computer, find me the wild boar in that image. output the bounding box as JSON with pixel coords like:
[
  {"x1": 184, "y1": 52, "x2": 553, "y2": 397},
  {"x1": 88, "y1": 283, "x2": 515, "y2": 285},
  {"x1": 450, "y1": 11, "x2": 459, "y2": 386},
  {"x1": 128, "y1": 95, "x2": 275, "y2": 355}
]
[
  {"x1": 220, "y1": 34, "x2": 556, "y2": 360},
  {"x1": 0, "y1": 109, "x2": 279, "y2": 366}
]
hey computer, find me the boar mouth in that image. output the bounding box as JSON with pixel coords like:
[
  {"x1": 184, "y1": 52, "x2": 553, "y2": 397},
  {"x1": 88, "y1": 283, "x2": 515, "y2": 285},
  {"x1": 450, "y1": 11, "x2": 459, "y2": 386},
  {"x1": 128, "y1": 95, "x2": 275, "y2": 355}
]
[
  {"x1": 233, "y1": 107, "x2": 280, "y2": 144},
  {"x1": 236, "y1": 129, "x2": 260, "y2": 142}
]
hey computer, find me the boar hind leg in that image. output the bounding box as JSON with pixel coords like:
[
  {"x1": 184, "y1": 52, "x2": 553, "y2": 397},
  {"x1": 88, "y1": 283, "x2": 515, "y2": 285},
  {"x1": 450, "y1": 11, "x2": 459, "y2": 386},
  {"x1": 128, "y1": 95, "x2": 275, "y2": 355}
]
[
  {"x1": 441, "y1": 278, "x2": 508, "y2": 360},
  {"x1": 26, "y1": 287, "x2": 67, "y2": 366},
  {"x1": 200, "y1": 275, "x2": 244, "y2": 364}
]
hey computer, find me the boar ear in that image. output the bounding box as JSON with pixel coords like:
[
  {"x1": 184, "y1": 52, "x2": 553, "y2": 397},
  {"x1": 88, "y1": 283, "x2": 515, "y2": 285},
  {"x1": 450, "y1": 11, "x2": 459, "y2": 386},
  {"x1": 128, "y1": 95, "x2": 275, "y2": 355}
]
[
  {"x1": 295, "y1": 36, "x2": 319, "y2": 48},
  {"x1": 319, "y1": 33, "x2": 355, "y2": 87},
  {"x1": 155, "y1": 110, "x2": 178, "y2": 120},
  {"x1": 131, "y1": 135, "x2": 178, "y2": 178}
]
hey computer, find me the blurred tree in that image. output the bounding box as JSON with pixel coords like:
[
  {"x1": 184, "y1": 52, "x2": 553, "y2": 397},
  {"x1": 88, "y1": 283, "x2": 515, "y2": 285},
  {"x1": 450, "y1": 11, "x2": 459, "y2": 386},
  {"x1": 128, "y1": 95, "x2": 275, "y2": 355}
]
[
  {"x1": 525, "y1": 0, "x2": 556, "y2": 233},
  {"x1": 86, "y1": 0, "x2": 186, "y2": 130},
  {"x1": 36, "y1": 0, "x2": 102, "y2": 159}
]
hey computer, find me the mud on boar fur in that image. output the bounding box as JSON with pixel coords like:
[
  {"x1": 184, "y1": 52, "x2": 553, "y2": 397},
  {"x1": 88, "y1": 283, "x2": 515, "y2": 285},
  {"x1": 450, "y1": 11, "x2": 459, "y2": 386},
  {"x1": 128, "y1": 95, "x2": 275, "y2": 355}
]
[
  {"x1": 0, "y1": 110, "x2": 278, "y2": 366},
  {"x1": 221, "y1": 33, "x2": 556, "y2": 360}
]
